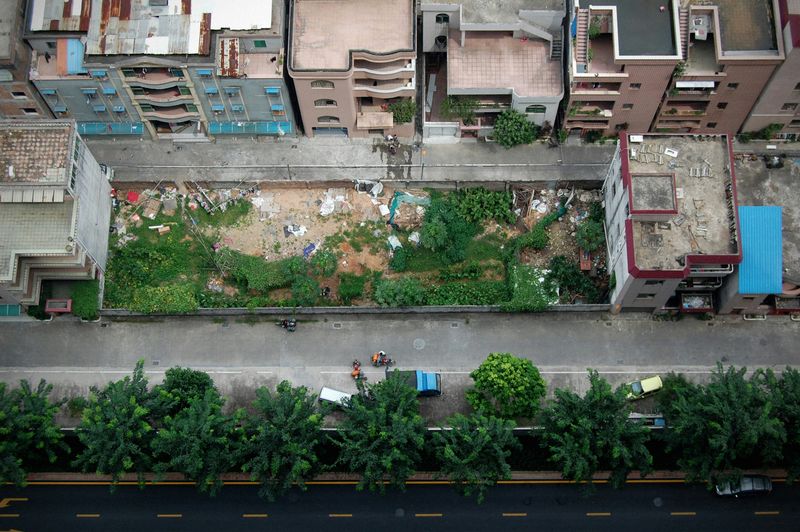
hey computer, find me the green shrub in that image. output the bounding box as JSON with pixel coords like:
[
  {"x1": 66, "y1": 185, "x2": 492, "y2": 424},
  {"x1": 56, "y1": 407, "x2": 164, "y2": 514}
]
[
  {"x1": 516, "y1": 225, "x2": 549, "y2": 251},
  {"x1": 388, "y1": 99, "x2": 416, "y2": 124},
  {"x1": 493, "y1": 109, "x2": 537, "y2": 148},
  {"x1": 67, "y1": 396, "x2": 88, "y2": 417},
  {"x1": 547, "y1": 255, "x2": 600, "y2": 303},
  {"x1": 291, "y1": 277, "x2": 319, "y2": 307},
  {"x1": 420, "y1": 194, "x2": 478, "y2": 265},
  {"x1": 389, "y1": 247, "x2": 409, "y2": 272},
  {"x1": 456, "y1": 187, "x2": 515, "y2": 225},
  {"x1": 501, "y1": 263, "x2": 558, "y2": 312},
  {"x1": 70, "y1": 280, "x2": 100, "y2": 320},
  {"x1": 217, "y1": 249, "x2": 294, "y2": 292},
  {"x1": 438, "y1": 261, "x2": 484, "y2": 281},
  {"x1": 373, "y1": 278, "x2": 427, "y2": 307},
  {"x1": 128, "y1": 284, "x2": 199, "y2": 314},
  {"x1": 338, "y1": 273, "x2": 366, "y2": 304},
  {"x1": 282, "y1": 256, "x2": 307, "y2": 278},
  {"x1": 310, "y1": 250, "x2": 338, "y2": 277},
  {"x1": 428, "y1": 281, "x2": 509, "y2": 305},
  {"x1": 575, "y1": 219, "x2": 605, "y2": 252}
]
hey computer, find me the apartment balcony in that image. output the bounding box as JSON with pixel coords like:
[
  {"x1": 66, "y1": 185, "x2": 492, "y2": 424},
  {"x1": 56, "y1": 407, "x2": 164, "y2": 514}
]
[
  {"x1": 655, "y1": 119, "x2": 703, "y2": 130},
  {"x1": 575, "y1": 35, "x2": 626, "y2": 78},
  {"x1": 140, "y1": 104, "x2": 200, "y2": 122},
  {"x1": 473, "y1": 96, "x2": 512, "y2": 113},
  {"x1": 133, "y1": 87, "x2": 195, "y2": 104},
  {"x1": 569, "y1": 101, "x2": 614, "y2": 120},
  {"x1": 660, "y1": 103, "x2": 709, "y2": 119},
  {"x1": 666, "y1": 89, "x2": 716, "y2": 101},
  {"x1": 353, "y1": 59, "x2": 415, "y2": 80},
  {"x1": 564, "y1": 120, "x2": 608, "y2": 129},
  {"x1": 356, "y1": 111, "x2": 394, "y2": 130},
  {"x1": 572, "y1": 81, "x2": 622, "y2": 96},
  {"x1": 352, "y1": 79, "x2": 415, "y2": 98},
  {"x1": 125, "y1": 68, "x2": 186, "y2": 89}
]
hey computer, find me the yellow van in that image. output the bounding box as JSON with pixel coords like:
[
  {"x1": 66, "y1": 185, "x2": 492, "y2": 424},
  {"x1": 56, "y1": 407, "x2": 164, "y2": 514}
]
[{"x1": 625, "y1": 375, "x2": 663, "y2": 400}]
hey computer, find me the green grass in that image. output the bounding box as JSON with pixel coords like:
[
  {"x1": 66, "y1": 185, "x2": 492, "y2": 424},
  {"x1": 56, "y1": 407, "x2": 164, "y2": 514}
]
[
  {"x1": 405, "y1": 232, "x2": 507, "y2": 273},
  {"x1": 190, "y1": 199, "x2": 252, "y2": 228}
]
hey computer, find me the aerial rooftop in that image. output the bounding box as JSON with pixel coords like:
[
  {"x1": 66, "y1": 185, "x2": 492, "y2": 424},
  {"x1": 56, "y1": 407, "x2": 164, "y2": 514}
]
[
  {"x1": 690, "y1": 0, "x2": 778, "y2": 52},
  {"x1": 423, "y1": 0, "x2": 564, "y2": 24},
  {"x1": 0, "y1": 123, "x2": 72, "y2": 186},
  {"x1": 625, "y1": 134, "x2": 738, "y2": 271},
  {"x1": 290, "y1": 0, "x2": 413, "y2": 71},
  {"x1": 28, "y1": 0, "x2": 273, "y2": 55},
  {"x1": 448, "y1": 31, "x2": 562, "y2": 97},
  {"x1": 590, "y1": 0, "x2": 678, "y2": 56}
]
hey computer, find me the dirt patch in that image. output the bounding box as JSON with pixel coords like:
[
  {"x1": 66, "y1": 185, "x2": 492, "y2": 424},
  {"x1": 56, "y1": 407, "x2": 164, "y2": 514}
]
[{"x1": 521, "y1": 219, "x2": 579, "y2": 268}]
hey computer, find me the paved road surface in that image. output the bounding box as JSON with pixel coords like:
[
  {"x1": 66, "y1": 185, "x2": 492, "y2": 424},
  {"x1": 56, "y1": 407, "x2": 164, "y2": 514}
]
[
  {"x1": 1, "y1": 480, "x2": 797, "y2": 531},
  {"x1": 1, "y1": 313, "x2": 798, "y2": 420}
]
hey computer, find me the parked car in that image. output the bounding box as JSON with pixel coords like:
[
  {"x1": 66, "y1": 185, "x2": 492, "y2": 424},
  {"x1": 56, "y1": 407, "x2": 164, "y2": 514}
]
[
  {"x1": 625, "y1": 375, "x2": 663, "y2": 400},
  {"x1": 715, "y1": 475, "x2": 772, "y2": 497}
]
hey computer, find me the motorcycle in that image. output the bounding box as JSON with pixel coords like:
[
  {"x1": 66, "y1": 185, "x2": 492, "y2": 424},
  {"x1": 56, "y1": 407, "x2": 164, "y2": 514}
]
[
  {"x1": 276, "y1": 318, "x2": 296, "y2": 332},
  {"x1": 370, "y1": 351, "x2": 393, "y2": 367},
  {"x1": 386, "y1": 134, "x2": 400, "y2": 155},
  {"x1": 351, "y1": 359, "x2": 366, "y2": 381}
]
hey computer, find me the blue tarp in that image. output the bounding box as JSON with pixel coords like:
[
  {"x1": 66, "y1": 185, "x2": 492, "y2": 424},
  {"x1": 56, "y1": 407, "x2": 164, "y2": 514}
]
[
  {"x1": 738, "y1": 206, "x2": 782, "y2": 294},
  {"x1": 208, "y1": 121, "x2": 292, "y2": 135}
]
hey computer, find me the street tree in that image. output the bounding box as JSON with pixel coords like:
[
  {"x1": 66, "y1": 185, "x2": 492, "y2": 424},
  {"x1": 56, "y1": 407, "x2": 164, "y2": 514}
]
[
  {"x1": 239, "y1": 381, "x2": 324, "y2": 501},
  {"x1": 541, "y1": 370, "x2": 652, "y2": 488},
  {"x1": 467, "y1": 353, "x2": 547, "y2": 419},
  {"x1": 335, "y1": 375, "x2": 426, "y2": 493},
  {"x1": 760, "y1": 367, "x2": 800, "y2": 482},
  {"x1": 433, "y1": 413, "x2": 520, "y2": 503},
  {"x1": 657, "y1": 365, "x2": 785, "y2": 486},
  {"x1": 493, "y1": 109, "x2": 538, "y2": 148},
  {"x1": 73, "y1": 360, "x2": 155, "y2": 489},
  {"x1": 153, "y1": 366, "x2": 217, "y2": 417},
  {"x1": 0, "y1": 380, "x2": 66, "y2": 486},
  {"x1": 153, "y1": 388, "x2": 240, "y2": 496}
]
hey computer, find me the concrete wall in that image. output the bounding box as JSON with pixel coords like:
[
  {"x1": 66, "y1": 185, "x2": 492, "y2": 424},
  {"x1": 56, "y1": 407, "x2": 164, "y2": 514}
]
[
  {"x1": 71, "y1": 134, "x2": 112, "y2": 271},
  {"x1": 743, "y1": 48, "x2": 800, "y2": 134},
  {"x1": 717, "y1": 268, "x2": 770, "y2": 314}
]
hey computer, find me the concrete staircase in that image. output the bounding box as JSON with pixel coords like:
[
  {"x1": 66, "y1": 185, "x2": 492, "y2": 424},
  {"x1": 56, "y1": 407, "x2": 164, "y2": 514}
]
[
  {"x1": 550, "y1": 28, "x2": 563, "y2": 61},
  {"x1": 679, "y1": 8, "x2": 689, "y2": 60},
  {"x1": 575, "y1": 9, "x2": 589, "y2": 64}
]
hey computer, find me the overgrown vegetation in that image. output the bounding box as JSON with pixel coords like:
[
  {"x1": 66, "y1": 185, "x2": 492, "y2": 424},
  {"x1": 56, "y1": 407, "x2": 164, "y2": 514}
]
[
  {"x1": 70, "y1": 280, "x2": 100, "y2": 320},
  {"x1": 738, "y1": 123, "x2": 783, "y2": 143},
  {"x1": 493, "y1": 109, "x2": 538, "y2": 148},
  {"x1": 388, "y1": 99, "x2": 416, "y2": 124},
  {"x1": 441, "y1": 96, "x2": 478, "y2": 125}
]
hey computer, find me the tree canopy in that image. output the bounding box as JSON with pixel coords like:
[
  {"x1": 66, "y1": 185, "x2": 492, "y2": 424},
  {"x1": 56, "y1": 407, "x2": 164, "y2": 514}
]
[
  {"x1": 541, "y1": 370, "x2": 652, "y2": 488},
  {"x1": 335, "y1": 374, "x2": 426, "y2": 492},
  {"x1": 467, "y1": 353, "x2": 547, "y2": 419},
  {"x1": 239, "y1": 381, "x2": 325, "y2": 501},
  {"x1": 433, "y1": 413, "x2": 520, "y2": 503}
]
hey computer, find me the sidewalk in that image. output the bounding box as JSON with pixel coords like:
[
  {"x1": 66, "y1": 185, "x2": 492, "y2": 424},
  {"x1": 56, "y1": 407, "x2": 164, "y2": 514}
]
[{"x1": 86, "y1": 136, "x2": 616, "y2": 184}]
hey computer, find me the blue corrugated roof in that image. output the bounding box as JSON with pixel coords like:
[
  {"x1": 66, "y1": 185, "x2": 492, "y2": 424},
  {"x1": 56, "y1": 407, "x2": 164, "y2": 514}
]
[
  {"x1": 738, "y1": 206, "x2": 782, "y2": 294},
  {"x1": 66, "y1": 40, "x2": 87, "y2": 75}
]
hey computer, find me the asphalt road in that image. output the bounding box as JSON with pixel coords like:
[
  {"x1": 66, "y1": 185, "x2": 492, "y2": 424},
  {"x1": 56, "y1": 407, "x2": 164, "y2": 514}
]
[
  {"x1": 1, "y1": 312, "x2": 798, "y2": 421},
  {"x1": 1, "y1": 481, "x2": 798, "y2": 531}
]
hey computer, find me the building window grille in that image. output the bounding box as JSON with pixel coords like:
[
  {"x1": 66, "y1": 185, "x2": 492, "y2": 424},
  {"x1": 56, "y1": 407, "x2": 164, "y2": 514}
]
[
  {"x1": 435, "y1": 13, "x2": 450, "y2": 24},
  {"x1": 525, "y1": 105, "x2": 546, "y2": 114},
  {"x1": 314, "y1": 99, "x2": 337, "y2": 107},
  {"x1": 311, "y1": 80, "x2": 335, "y2": 89},
  {"x1": 318, "y1": 115, "x2": 340, "y2": 123}
]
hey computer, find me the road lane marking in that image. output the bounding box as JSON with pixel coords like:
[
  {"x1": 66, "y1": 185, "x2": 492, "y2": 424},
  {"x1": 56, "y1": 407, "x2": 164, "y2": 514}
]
[
  {"x1": 157, "y1": 514, "x2": 182, "y2": 518},
  {"x1": 415, "y1": 513, "x2": 443, "y2": 518},
  {"x1": 242, "y1": 514, "x2": 268, "y2": 518},
  {"x1": 77, "y1": 514, "x2": 100, "y2": 518},
  {"x1": 755, "y1": 511, "x2": 780, "y2": 516},
  {"x1": 586, "y1": 512, "x2": 611, "y2": 517},
  {"x1": 670, "y1": 512, "x2": 696, "y2": 516},
  {"x1": 0, "y1": 498, "x2": 27, "y2": 508},
  {"x1": 329, "y1": 514, "x2": 352, "y2": 518},
  {"x1": 0, "y1": 513, "x2": 20, "y2": 518},
  {"x1": 502, "y1": 512, "x2": 527, "y2": 517}
]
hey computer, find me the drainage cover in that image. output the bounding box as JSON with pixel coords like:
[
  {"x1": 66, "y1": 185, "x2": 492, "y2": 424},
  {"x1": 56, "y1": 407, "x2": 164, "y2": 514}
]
[
  {"x1": 333, "y1": 322, "x2": 342, "y2": 329},
  {"x1": 413, "y1": 338, "x2": 425, "y2": 350}
]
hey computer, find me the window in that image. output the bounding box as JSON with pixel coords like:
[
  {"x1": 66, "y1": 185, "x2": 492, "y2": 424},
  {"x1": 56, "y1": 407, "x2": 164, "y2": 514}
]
[
  {"x1": 22, "y1": 108, "x2": 38, "y2": 115},
  {"x1": 622, "y1": 103, "x2": 634, "y2": 110},
  {"x1": 435, "y1": 13, "x2": 450, "y2": 24},
  {"x1": 179, "y1": 87, "x2": 192, "y2": 95},
  {"x1": 630, "y1": 83, "x2": 641, "y2": 90},
  {"x1": 46, "y1": 41, "x2": 56, "y2": 49},
  {"x1": 635, "y1": 294, "x2": 656, "y2": 301},
  {"x1": 253, "y1": 40, "x2": 267, "y2": 48},
  {"x1": 122, "y1": 68, "x2": 136, "y2": 77},
  {"x1": 314, "y1": 98, "x2": 337, "y2": 107},
  {"x1": 311, "y1": 80, "x2": 334, "y2": 89},
  {"x1": 11, "y1": 91, "x2": 27, "y2": 99},
  {"x1": 707, "y1": 122, "x2": 717, "y2": 128},
  {"x1": 525, "y1": 104, "x2": 546, "y2": 114},
  {"x1": 435, "y1": 35, "x2": 447, "y2": 48},
  {"x1": 727, "y1": 82, "x2": 739, "y2": 90},
  {"x1": 186, "y1": 104, "x2": 198, "y2": 112},
  {"x1": 139, "y1": 104, "x2": 154, "y2": 112},
  {"x1": 318, "y1": 115, "x2": 340, "y2": 123},
  {"x1": 717, "y1": 102, "x2": 728, "y2": 109},
  {"x1": 131, "y1": 87, "x2": 145, "y2": 95},
  {"x1": 781, "y1": 103, "x2": 798, "y2": 111},
  {"x1": 644, "y1": 280, "x2": 663, "y2": 286},
  {"x1": 795, "y1": 82, "x2": 800, "y2": 91}
]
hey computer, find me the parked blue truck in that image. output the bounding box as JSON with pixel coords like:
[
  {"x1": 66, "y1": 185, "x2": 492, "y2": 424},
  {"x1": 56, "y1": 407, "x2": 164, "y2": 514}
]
[{"x1": 390, "y1": 369, "x2": 442, "y2": 397}]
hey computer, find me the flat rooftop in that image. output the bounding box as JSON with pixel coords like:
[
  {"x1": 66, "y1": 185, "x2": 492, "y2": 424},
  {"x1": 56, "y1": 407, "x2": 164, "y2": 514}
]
[
  {"x1": 626, "y1": 135, "x2": 737, "y2": 271},
  {"x1": 593, "y1": 0, "x2": 677, "y2": 56},
  {"x1": 423, "y1": 0, "x2": 564, "y2": 24},
  {"x1": 697, "y1": 0, "x2": 778, "y2": 52},
  {"x1": 0, "y1": 201, "x2": 75, "y2": 280},
  {"x1": 448, "y1": 31, "x2": 562, "y2": 97},
  {"x1": 29, "y1": 0, "x2": 273, "y2": 55},
  {"x1": 290, "y1": 0, "x2": 413, "y2": 71},
  {"x1": 0, "y1": 123, "x2": 72, "y2": 186},
  {"x1": 734, "y1": 157, "x2": 800, "y2": 284}
]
